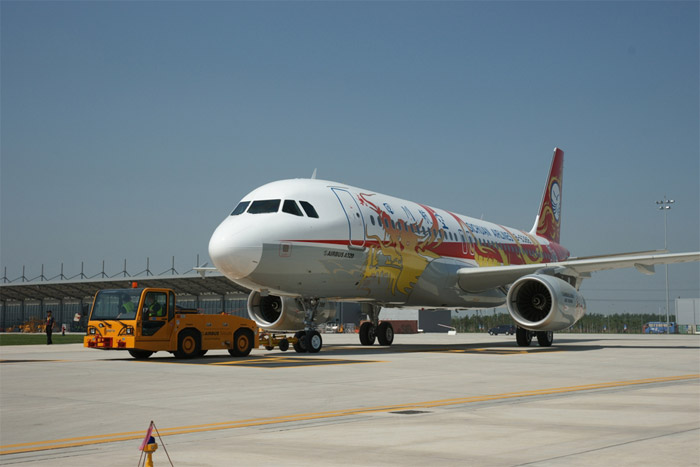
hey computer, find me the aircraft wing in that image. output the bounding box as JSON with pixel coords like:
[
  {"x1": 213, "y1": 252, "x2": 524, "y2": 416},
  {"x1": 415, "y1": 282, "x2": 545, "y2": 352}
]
[
  {"x1": 456, "y1": 251, "x2": 700, "y2": 293},
  {"x1": 193, "y1": 267, "x2": 218, "y2": 278}
]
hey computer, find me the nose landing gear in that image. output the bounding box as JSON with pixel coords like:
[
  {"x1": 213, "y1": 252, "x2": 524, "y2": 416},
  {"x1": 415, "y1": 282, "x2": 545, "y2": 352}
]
[{"x1": 293, "y1": 298, "x2": 324, "y2": 353}]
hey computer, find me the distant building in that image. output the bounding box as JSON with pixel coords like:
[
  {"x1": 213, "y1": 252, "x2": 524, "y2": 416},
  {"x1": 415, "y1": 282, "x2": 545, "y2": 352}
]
[{"x1": 675, "y1": 298, "x2": 700, "y2": 334}]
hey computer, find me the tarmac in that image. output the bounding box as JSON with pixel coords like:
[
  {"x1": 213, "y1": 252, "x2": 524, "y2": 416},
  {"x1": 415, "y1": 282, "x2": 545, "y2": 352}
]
[{"x1": 1, "y1": 332, "x2": 699, "y2": 466}]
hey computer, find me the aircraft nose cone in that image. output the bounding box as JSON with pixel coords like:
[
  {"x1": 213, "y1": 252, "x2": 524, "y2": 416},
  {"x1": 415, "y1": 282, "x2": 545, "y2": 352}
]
[{"x1": 209, "y1": 218, "x2": 262, "y2": 280}]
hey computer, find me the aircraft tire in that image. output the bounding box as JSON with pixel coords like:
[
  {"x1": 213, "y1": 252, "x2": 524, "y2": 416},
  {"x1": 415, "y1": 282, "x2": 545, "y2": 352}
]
[
  {"x1": 128, "y1": 349, "x2": 153, "y2": 360},
  {"x1": 307, "y1": 330, "x2": 322, "y2": 353},
  {"x1": 293, "y1": 330, "x2": 308, "y2": 353},
  {"x1": 536, "y1": 331, "x2": 554, "y2": 347},
  {"x1": 376, "y1": 322, "x2": 394, "y2": 346},
  {"x1": 229, "y1": 328, "x2": 254, "y2": 357},
  {"x1": 516, "y1": 327, "x2": 532, "y2": 347},
  {"x1": 359, "y1": 322, "x2": 376, "y2": 346}
]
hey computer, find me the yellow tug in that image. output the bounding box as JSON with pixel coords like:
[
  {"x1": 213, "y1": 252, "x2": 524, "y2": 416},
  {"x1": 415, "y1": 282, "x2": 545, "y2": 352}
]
[{"x1": 84, "y1": 286, "x2": 259, "y2": 359}]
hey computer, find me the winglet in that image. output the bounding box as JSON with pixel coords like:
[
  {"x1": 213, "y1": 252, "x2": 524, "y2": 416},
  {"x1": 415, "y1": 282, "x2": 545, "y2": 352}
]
[{"x1": 530, "y1": 148, "x2": 564, "y2": 244}]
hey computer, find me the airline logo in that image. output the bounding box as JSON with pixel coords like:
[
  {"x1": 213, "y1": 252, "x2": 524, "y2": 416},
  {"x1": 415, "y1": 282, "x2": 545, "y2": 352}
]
[
  {"x1": 536, "y1": 148, "x2": 564, "y2": 244},
  {"x1": 550, "y1": 181, "x2": 561, "y2": 222}
]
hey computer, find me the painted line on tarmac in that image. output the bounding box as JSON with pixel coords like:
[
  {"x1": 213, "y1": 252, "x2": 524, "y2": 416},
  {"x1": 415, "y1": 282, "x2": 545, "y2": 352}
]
[
  {"x1": 2, "y1": 373, "x2": 698, "y2": 455},
  {"x1": 209, "y1": 356, "x2": 382, "y2": 368},
  {"x1": 149, "y1": 355, "x2": 384, "y2": 368},
  {"x1": 0, "y1": 359, "x2": 67, "y2": 364},
  {"x1": 441, "y1": 348, "x2": 562, "y2": 355}
]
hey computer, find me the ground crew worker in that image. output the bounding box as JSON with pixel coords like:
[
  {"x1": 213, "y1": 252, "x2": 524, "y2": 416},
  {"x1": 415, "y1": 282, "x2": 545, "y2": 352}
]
[
  {"x1": 144, "y1": 294, "x2": 164, "y2": 318},
  {"x1": 46, "y1": 310, "x2": 55, "y2": 345},
  {"x1": 119, "y1": 295, "x2": 136, "y2": 318}
]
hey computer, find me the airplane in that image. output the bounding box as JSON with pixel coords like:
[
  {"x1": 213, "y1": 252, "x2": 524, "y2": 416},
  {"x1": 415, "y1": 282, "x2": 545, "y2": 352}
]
[{"x1": 207, "y1": 148, "x2": 699, "y2": 353}]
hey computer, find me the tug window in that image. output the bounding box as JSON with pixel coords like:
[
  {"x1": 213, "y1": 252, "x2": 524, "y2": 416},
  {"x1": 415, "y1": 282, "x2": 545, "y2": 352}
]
[
  {"x1": 283, "y1": 200, "x2": 303, "y2": 216},
  {"x1": 299, "y1": 201, "x2": 319, "y2": 218},
  {"x1": 248, "y1": 199, "x2": 281, "y2": 214},
  {"x1": 230, "y1": 201, "x2": 250, "y2": 216}
]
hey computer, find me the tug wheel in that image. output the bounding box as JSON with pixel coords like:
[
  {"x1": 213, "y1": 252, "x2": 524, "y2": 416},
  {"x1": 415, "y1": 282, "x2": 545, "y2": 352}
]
[
  {"x1": 229, "y1": 329, "x2": 254, "y2": 357},
  {"x1": 175, "y1": 330, "x2": 200, "y2": 359}
]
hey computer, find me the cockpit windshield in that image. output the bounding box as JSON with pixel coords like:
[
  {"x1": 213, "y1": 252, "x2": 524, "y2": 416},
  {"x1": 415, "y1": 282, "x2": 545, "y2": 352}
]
[
  {"x1": 248, "y1": 199, "x2": 281, "y2": 214},
  {"x1": 90, "y1": 289, "x2": 142, "y2": 320},
  {"x1": 229, "y1": 199, "x2": 320, "y2": 217},
  {"x1": 230, "y1": 201, "x2": 250, "y2": 216}
]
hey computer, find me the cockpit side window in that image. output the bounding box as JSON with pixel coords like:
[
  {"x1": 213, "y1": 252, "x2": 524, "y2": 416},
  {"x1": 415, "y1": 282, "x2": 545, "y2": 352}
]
[
  {"x1": 230, "y1": 201, "x2": 250, "y2": 216},
  {"x1": 283, "y1": 200, "x2": 303, "y2": 216},
  {"x1": 248, "y1": 199, "x2": 281, "y2": 214},
  {"x1": 299, "y1": 201, "x2": 319, "y2": 218}
]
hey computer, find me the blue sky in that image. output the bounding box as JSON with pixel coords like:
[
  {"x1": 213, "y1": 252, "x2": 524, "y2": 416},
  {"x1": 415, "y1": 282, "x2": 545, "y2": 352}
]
[{"x1": 2, "y1": 1, "x2": 698, "y2": 315}]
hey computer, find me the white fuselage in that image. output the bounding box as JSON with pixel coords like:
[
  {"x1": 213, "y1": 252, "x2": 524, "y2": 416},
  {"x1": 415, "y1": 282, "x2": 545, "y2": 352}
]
[{"x1": 209, "y1": 179, "x2": 570, "y2": 309}]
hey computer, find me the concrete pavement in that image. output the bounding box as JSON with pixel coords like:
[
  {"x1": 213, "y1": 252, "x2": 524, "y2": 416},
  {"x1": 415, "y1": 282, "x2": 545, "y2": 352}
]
[{"x1": 1, "y1": 333, "x2": 698, "y2": 466}]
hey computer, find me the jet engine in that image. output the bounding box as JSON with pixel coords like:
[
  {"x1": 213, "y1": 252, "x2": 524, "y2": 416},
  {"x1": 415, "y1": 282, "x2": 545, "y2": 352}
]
[
  {"x1": 247, "y1": 291, "x2": 335, "y2": 331},
  {"x1": 506, "y1": 274, "x2": 586, "y2": 331}
]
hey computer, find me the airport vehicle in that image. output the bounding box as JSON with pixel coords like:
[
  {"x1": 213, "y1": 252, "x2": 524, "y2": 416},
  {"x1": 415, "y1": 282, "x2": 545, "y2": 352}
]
[
  {"x1": 84, "y1": 287, "x2": 259, "y2": 359},
  {"x1": 643, "y1": 321, "x2": 677, "y2": 334},
  {"x1": 206, "y1": 148, "x2": 700, "y2": 352},
  {"x1": 488, "y1": 325, "x2": 516, "y2": 336}
]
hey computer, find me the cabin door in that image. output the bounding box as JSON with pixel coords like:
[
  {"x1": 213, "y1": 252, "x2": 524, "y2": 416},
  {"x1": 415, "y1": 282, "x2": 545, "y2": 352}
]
[{"x1": 331, "y1": 188, "x2": 366, "y2": 250}]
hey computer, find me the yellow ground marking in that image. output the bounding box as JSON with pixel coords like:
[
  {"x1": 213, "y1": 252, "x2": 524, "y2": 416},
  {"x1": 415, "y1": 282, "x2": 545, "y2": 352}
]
[
  {"x1": 2, "y1": 373, "x2": 698, "y2": 455},
  {"x1": 145, "y1": 355, "x2": 384, "y2": 368},
  {"x1": 442, "y1": 348, "x2": 561, "y2": 355},
  {"x1": 209, "y1": 356, "x2": 381, "y2": 367},
  {"x1": 0, "y1": 359, "x2": 69, "y2": 364}
]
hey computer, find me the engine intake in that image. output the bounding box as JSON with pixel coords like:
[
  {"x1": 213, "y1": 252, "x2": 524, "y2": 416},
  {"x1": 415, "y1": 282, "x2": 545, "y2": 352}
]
[
  {"x1": 247, "y1": 291, "x2": 335, "y2": 331},
  {"x1": 507, "y1": 274, "x2": 586, "y2": 331}
]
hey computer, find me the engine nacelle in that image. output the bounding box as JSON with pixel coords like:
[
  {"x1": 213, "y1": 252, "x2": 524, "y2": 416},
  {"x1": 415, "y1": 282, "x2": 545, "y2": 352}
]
[
  {"x1": 506, "y1": 274, "x2": 586, "y2": 331},
  {"x1": 247, "y1": 291, "x2": 335, "y2": 331}
]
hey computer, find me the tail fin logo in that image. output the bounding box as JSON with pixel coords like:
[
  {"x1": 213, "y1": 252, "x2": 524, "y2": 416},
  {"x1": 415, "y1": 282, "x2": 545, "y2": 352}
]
[
  {"x1": 550, "y1": 181, "x2": 561, "y2": 222},
  {"x1": 532, "y1": 148, "x2": 564, "y2": 244}
]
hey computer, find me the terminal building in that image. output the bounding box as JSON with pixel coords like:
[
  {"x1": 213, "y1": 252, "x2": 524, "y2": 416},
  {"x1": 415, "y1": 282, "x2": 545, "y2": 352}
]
[
  {"x1": 0, "y1": 270, "x2": 252, "y2": 332},
  {"x1": 1, "y1": 265, "x2": 452, "y2": 333}
]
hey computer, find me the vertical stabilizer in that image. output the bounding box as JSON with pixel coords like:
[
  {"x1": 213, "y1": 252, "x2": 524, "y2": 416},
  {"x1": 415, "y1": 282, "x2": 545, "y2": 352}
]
[{"x1": 530, "y1": 148, "x2": 564, "y2": 244}]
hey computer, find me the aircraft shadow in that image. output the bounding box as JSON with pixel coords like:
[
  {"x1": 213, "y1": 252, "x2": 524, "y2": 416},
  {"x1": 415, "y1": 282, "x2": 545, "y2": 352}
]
[{"x1": 100, "y1": 336, "x2": 699, "y2": 362}]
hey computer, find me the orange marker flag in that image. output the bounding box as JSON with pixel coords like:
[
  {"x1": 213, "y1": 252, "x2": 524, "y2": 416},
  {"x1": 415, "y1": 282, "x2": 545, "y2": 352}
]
[{"x1": 138, "y1": 421, "x2": 154, "y2": 451}]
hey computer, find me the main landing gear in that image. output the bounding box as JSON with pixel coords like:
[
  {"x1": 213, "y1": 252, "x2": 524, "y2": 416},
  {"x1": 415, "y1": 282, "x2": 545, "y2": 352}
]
[
  {"x1": 293, "y1": 298, "x2": 323, "y2": 354},
  {"x1": 516, "y1": 327, "x2": 554, "y2": 347},
  {"x1": 359, "y1": 304, "x2": 394, "y2": 347}
]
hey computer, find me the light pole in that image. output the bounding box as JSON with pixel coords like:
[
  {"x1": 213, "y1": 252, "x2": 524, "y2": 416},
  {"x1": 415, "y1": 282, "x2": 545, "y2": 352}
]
[{"x1": 656, "y1": 196, "x2": 674, "y2": 334}]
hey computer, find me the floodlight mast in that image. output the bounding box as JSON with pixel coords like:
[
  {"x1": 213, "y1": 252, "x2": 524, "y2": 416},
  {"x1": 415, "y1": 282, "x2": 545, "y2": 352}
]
[{"x1": 656, "y1": 196, "x2": 674, "y2": 334}]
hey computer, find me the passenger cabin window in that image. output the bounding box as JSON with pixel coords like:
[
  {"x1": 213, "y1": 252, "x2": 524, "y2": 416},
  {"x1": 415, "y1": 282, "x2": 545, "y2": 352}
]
[
  {"x1": 230, "y1": 201, "x2": 250, "y2": 216},
  {"x1": 283, "y1": 200, "x2": 303, "y2": 216},
  {"x1": 300, "y1": 201, "x2": 319, "y2": 218},
  {"x1": 248, "y1": 199, "x2": 281, "y2": 214}
]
